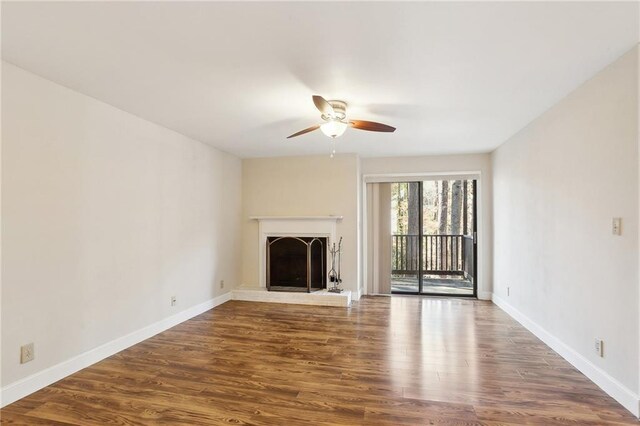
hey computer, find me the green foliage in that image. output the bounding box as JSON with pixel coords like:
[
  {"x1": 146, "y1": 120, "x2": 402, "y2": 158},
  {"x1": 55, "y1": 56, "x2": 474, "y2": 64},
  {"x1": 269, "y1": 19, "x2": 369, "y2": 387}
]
[{"x1": 391, "y1": 180, "x2": 474, "y2": 236}]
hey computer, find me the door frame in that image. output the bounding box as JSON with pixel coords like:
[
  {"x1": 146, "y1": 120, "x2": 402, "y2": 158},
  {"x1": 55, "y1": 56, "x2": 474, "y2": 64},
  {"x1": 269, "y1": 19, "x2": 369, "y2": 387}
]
[{"x1": 362, "y1": 171, "x2": 485, "y2": 299}]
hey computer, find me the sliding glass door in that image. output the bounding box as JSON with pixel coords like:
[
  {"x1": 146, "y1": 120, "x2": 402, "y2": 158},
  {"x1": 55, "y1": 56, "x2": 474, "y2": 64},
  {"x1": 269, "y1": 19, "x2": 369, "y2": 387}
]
[{"x1": 390, "y1": 179, "x2": 477, "y2": 296}]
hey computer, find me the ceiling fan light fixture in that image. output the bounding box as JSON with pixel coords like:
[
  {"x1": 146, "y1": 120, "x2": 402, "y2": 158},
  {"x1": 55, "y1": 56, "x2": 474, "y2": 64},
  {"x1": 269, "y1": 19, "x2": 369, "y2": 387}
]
[
  {"x1": 286, "y1": 95, "x2": 395, "y2": 140},
  {"x1": 320, "y1": 120, "x2": 348, "y2": 138}
]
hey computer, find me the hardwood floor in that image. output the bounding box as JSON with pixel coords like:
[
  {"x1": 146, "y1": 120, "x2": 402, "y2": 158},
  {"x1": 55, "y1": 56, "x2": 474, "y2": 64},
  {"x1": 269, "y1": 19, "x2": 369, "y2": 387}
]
[{"x1": 1, "y1": 296, "x2": 637, "y2": 425}]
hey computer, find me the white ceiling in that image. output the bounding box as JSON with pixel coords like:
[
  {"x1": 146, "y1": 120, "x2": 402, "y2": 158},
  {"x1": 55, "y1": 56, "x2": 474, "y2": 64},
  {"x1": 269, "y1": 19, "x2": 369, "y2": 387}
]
[{"x1": 2, "y1": 2, "x2": 638, "y2": 158}]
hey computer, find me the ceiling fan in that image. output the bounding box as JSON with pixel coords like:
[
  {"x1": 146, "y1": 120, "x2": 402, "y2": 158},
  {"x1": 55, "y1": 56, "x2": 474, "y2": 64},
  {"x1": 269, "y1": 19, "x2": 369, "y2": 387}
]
[{"x1": 287, "y1": 95, "x2": 396, "y2": 139}]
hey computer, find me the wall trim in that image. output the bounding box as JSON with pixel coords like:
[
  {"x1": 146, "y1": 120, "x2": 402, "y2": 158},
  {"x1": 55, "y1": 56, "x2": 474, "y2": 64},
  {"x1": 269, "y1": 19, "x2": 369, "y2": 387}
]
[
  {"x1": 354, "y1": 288, "x2": 362, "y2": 301},
  {"x1": 0, "y1": 292, "x2": 232, "y2": 408},
  {"x1": 362, "y1": 171, "x2": 482, "y2": 184},
  {"x1": 492, "y1": 294, "x2": 640, "y2": 418}
]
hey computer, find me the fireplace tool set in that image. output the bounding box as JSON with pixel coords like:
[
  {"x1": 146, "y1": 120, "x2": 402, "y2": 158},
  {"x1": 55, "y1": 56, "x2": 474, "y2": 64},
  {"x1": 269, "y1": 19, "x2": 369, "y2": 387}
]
[{"x1": 328, "y1": 237, "x2": 343, "y2": 293}]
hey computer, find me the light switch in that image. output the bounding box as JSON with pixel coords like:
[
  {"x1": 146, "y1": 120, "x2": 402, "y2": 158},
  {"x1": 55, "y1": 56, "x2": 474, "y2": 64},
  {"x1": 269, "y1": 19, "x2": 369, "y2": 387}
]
[{"x1": 612, "y1": 218, "x2": 622, "y2": 236}]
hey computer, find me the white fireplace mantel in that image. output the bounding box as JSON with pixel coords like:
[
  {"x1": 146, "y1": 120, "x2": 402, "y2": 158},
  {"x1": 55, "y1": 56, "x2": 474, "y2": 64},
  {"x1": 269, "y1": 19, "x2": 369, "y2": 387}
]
[
  {"x1": 250, "y1": 215, "x2": 343, "y2": 221},
  {"x1": 252, "y1": 215, "x2": 342, "y2": 289}
]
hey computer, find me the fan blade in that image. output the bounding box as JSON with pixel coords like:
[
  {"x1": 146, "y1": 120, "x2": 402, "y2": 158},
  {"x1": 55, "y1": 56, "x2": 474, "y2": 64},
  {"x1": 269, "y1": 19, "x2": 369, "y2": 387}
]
[
  {"x1": 350, "y1": 120, "x2": 396, "y2": 133},
  {"x1": 312, "y1": 95, "x2": 334, "y2": 116},
  {"x1": 287, "y1": 125, "x2": 320, "y2": 139}
]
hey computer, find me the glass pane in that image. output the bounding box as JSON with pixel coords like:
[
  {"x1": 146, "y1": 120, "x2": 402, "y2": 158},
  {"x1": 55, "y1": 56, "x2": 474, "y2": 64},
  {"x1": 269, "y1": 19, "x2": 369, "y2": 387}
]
[
  {"x1": 390, "y1": 182, "x2": 419, "y2": 293},
  {"x1": 420, "y1": 179, "x2": 474, "y2": 296}
]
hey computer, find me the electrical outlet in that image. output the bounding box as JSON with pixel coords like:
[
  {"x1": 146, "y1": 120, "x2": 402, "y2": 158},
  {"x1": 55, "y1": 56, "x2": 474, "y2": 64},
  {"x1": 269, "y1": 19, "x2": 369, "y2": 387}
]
[
  {"x1": 21, "y1": 343, "x2": 34, "y2": 364},
  {"x1": 612, "y1": 218, "x2": 622, "y2": 235},
  {"x1": 595, "y1": 338, "x2": 604, "y2": 357},
  {"x1": 171, "y1": 296, "x2": 177, "y2": 307},
  {"x1": 220, "y1": 280, "x2": 224, "y2": 289}
]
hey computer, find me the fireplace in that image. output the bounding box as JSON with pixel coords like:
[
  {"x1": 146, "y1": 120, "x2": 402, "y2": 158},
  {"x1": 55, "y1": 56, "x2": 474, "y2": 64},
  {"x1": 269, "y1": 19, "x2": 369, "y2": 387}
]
[
  {"x1": 251, "y1": 216, "x2": 341, "y2": 290},
  {"x1": 267, "y1": 236, "x2": 327, "y2": 292}
]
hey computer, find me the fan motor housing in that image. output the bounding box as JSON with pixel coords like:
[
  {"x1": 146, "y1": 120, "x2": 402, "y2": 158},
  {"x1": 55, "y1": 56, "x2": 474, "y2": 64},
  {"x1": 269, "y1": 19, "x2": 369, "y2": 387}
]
[{"x1": 321, "y1": 100, "x2": 347, "y2": 121}]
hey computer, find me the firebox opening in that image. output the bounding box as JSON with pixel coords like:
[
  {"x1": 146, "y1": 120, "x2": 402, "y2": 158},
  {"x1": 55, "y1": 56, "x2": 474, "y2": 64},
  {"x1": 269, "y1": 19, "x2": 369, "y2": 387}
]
[{"x1": 267, "y1": 236, "x2": 327, "y2": 292}]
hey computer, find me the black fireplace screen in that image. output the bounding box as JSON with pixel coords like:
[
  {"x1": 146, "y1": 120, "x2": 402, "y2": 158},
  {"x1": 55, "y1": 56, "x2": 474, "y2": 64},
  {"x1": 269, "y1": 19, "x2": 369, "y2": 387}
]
[{"x1": 267, "y1": 236, "x2": 327, "y2": 292}]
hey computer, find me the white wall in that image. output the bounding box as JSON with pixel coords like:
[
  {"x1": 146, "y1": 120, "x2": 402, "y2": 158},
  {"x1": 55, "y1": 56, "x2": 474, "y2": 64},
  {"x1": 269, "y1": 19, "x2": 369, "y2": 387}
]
[
  {"x1": 241, "y1": 154, "x2": 359, "y2": 294},
  {"x1": 361, "y1": 154, "x2": 493, "y2": 299},
  {"x1": 492, "y1": 47, "x2": 639, "y2": 413},
  {"x1": 1, "y1": 63, "x2": 242, "y2": 388}
]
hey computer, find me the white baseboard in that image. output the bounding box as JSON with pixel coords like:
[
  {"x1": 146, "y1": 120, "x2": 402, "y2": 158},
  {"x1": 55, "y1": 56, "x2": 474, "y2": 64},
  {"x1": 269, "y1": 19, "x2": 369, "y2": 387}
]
[
  {"x1": 354, "y1": 288, "x2": 362, "y2": 301},
  {"x1": 492, "y1": 294, "x2": 640, "y2": 418},
  {"x1": 0, "y1": 292, "x2": 232, "y2": 408}
]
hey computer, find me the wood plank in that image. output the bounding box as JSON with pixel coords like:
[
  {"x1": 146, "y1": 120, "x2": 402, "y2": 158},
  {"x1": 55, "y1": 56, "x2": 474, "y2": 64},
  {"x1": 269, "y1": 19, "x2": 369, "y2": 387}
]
[{"x1": 1, "y1": 297, "x2": 637, "y2": 425}]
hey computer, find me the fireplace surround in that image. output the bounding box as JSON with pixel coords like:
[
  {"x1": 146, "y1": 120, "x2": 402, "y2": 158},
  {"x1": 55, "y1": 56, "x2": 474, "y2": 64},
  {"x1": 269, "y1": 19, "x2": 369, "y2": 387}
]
[{"x1": 251, "y1": 216, "x2": 342, "y2": 291}]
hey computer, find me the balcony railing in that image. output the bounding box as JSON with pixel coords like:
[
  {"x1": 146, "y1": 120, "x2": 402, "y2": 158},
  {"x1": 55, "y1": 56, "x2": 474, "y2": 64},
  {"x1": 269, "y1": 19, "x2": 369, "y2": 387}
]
[{"x1": 392, "y1": 234, "x2": 472, "y2": 276}]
